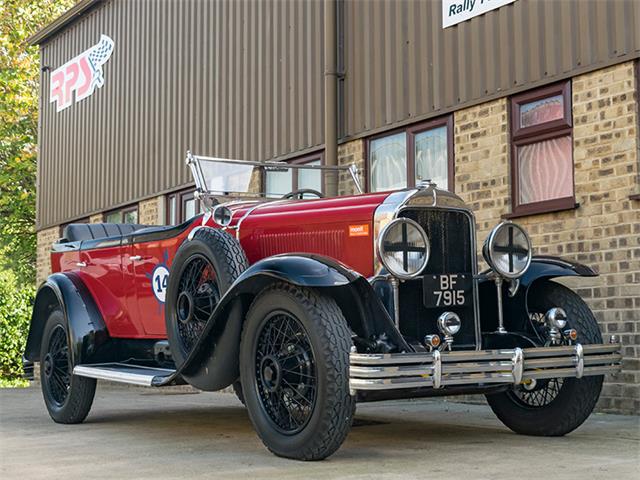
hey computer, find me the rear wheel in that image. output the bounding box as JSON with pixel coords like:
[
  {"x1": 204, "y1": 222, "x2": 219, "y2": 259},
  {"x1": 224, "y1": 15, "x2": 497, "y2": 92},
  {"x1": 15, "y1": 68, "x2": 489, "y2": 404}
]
[
  {"x1": 40, "y1": 309, "x2": 96, "y2": 424},
  {"x1": 486, "y1": 281, "x2": 604, "y2": 436},
  {"x1": 240, "y1": 283, "x2": 355, "y2": 460}
]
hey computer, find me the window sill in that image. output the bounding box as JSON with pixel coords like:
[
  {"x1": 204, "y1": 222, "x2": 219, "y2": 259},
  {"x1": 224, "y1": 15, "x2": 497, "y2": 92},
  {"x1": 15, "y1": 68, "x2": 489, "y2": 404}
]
[
  {"x1": 630, "y1": 193, "x2": 640, "y2": 201},
  {"x1": 502, "y1": 202, "x2": 580, "y2": 220}
]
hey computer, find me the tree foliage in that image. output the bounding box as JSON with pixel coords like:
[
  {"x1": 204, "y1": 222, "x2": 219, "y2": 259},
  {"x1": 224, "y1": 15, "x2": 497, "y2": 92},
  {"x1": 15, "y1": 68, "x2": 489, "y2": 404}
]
[
  {"x1": 0, "y1": 269, "x2": 34, "y2": 378},
  {"x1": 0, "y1": 0, "x2": 74, "y2": 284},
  {"x1": 1, "y1": 1, "x2": 74, "y2": 380}
]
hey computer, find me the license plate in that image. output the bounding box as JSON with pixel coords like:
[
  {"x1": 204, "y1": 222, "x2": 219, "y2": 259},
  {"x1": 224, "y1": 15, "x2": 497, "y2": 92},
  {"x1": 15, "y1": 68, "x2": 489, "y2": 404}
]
[{"x1": 423, "y1": 274, "x2": 472, "y2": 308}]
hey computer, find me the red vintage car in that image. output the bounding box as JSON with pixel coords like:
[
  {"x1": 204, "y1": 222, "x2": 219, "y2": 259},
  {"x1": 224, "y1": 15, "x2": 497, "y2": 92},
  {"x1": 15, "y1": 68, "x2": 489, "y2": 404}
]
[{"x1": 25, "y1": 154, "x2": 621, "y2": 460}]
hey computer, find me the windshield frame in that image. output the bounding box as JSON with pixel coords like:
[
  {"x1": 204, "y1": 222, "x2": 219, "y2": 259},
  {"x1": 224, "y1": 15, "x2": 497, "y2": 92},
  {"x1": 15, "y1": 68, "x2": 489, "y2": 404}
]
[{"x1": 186, "y1": 152, "x2": 363, "y2": 208}]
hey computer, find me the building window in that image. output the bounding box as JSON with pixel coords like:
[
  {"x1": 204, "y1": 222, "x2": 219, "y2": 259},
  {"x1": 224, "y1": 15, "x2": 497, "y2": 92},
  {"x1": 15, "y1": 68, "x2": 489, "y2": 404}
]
[
  {"x1": 166, "y1": 188, "x2": 201, "y2": 225},
  {"x1": 105, "y1": 205, "x2": 139, "y2": 224},
  {"x1": 264, "y1": 152, "x2": 324, "y2": 198},
  {"x1": 509, "y1": 81, "x2": 575, "y2": 216},
  {"x1": 368, "y1": 116, "x2": 453, "y2": 193}
]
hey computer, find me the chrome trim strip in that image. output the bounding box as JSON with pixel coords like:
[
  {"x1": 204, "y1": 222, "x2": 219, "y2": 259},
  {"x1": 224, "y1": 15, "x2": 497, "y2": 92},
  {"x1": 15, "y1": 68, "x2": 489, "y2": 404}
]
[{"x1": 234, "y1": 199, "x2": 291, "y2": 240}]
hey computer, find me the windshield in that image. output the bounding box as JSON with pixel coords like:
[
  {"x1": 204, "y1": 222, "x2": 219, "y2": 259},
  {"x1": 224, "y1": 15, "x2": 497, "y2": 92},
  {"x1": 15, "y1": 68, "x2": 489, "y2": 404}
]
[{"x1": 187, "y1": 153, "x2": 363, "y2": 200}]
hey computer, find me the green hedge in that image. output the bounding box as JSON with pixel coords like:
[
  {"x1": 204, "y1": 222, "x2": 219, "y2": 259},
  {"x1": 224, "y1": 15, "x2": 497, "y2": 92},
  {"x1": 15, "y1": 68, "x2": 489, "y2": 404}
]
[{"x1": 0, "y1": 269, "x2": 34, "y2": 379}]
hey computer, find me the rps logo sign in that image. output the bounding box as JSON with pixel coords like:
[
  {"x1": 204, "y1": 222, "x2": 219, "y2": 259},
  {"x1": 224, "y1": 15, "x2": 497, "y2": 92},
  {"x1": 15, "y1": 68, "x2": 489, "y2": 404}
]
[{"x1": 49, "y1": 35, "x2": 114, "y2": 112}]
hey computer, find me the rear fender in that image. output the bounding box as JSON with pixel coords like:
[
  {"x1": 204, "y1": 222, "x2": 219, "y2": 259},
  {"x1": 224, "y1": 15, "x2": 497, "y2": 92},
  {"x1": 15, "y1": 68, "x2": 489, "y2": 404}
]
[
  {"x1": 478, "y1": 256, "x2": 598, "y2": 333},
  {"x1": 165, "y1": 254, "x2": 408, "y2": 390},
  {"x1": 24, "y1": 273, "x2": 110, "y2": 366}
]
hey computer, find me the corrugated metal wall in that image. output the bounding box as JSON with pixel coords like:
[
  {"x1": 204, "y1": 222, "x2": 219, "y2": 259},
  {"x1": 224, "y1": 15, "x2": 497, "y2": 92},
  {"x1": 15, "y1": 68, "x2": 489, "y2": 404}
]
[
  {"x1": 37, "y1": 0, "x2": 325, "y2": 229},
  {"x1": 342, "y1": 0, "x2": 640, "y2": 137},
  {"x1": 37, "y1": 0, "x2": 640, "y2": 229}
]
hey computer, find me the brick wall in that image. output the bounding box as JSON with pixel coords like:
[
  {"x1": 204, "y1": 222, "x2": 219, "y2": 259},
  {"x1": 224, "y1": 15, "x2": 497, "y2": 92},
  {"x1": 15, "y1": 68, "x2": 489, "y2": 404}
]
[{"x1": 454, "y1": 61, "x2": 639, "y2": 414}]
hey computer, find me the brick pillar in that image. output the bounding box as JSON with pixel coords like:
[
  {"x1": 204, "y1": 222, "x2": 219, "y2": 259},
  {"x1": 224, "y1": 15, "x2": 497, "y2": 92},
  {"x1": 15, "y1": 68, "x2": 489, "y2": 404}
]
[
  {"x1": 89, "y1": 213, "x2": 103, "y2": 223},
  {"x1": 139, "y1": 197, "x2": 163, "y2": 225},
  {"x1": 36, "y1": 226, "x2": 61, "y2": 286},
  {"x1": 338, "y1": 139, "x2": 365, "y2": 195}
]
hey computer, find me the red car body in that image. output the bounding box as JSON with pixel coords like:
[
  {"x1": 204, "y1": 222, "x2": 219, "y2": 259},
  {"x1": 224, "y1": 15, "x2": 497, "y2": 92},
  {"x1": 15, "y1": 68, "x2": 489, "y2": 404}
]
[{"x1": 51, "y1": 192, "x2": 388, "y2": 340}]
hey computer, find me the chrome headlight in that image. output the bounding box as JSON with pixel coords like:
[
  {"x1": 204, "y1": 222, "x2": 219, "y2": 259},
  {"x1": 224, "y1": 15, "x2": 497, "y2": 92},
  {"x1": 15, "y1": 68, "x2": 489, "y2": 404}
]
[
  {"x1": 212, "y1": 204, "x2": 233, "y2": 226},
  {"x1": 378, "y1": 218, "x2": 430, "y2": 279},
  {"x1": 483, "y1": 221, "x2": 532, "y2": 279}
]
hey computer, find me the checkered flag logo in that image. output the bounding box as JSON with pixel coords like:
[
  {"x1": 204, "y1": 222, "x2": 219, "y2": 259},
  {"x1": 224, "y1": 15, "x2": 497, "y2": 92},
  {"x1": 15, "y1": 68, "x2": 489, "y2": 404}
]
[{"x1": 88, "y1": 34, "x2": 114, "y2": 88}]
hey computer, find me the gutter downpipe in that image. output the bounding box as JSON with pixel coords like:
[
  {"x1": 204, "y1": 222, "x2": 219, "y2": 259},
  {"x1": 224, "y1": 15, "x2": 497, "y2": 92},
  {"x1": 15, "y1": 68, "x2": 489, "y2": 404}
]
[{"x1": 324, "y1": 0, "x2": 338, "y2": 197}]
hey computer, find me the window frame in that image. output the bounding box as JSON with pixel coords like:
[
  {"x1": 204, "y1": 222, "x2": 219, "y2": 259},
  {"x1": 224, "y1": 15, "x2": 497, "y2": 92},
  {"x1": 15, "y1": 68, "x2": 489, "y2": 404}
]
[
  {"x1": 105, "y1": 204, "x2": 139, "y2": 224},
  {"x1": 366, "y1": 115, "x2": 455, "y2": 193},
  {"x1": 165, "y1": 187, "x2": 200, "y2": 225},
  {"x1": 264, "y1": 151, "x2": 325, "y2": 196},
  {"x1": 508, "y1": 81, "x2": 577, "y2": 218}
]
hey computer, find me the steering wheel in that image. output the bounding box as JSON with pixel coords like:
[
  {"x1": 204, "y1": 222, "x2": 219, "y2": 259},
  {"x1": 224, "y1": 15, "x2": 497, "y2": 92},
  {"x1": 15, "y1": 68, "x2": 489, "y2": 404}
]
[{"x1": 280, "y1": 189, "x2": 325, "y2": 200}]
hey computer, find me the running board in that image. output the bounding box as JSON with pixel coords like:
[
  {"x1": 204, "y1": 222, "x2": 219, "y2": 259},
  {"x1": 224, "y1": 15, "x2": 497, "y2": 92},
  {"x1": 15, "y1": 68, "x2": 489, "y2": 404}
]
[{"x1": 73, "y1": 363, "x2": 178, "y2": 387}]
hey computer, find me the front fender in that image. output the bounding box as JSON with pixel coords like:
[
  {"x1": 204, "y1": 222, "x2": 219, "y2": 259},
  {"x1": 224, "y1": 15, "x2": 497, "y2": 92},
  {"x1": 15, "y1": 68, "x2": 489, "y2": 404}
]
[
  {"x1": 478, "y1": 255, "x2": 598, "y2": 333},
  {"x1": 24, "y1": 273, "x2": 110, "y2": 366},
  {"x1": 161, "y1": 254, "x2": 408, "y2": 390}
]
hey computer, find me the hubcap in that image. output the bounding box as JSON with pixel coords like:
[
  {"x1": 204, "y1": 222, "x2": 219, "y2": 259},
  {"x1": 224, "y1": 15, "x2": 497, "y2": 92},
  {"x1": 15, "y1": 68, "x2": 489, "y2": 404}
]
[
  {"x1": 177, "y1": 291, "x2": 194, "y2": 324},
  {"x1": 254, "y1": 311, "x2": 317, "y2": 435},
  {"x1": 260, "y1": 355, "x2": 282, "y2": 392}
]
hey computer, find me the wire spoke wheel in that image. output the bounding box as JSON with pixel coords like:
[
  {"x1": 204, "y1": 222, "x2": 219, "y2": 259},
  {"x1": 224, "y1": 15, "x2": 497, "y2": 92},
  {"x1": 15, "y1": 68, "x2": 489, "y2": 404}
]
[
  {"x1": 43, "y1": 325, "x2": 71, "y2": 406},
  {"x1": 511, "y1": 311, "x2": 567, "y2": 408},
  {"x1": 254, "y1": 311, "x2": 317, "y2": 435},
  {"x1": 175, "y1": 254, "x2": 219, "y2": 354},
  {"x1": 513, "y1": 377, "x2": 565, "y2": 408}
]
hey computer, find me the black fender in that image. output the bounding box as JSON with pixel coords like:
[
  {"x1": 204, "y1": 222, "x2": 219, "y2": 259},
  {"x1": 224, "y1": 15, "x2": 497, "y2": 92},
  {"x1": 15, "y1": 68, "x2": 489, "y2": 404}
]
[
  {"x1": 160, "y1": 254, "x2": 408, "y2": 390},
  {"x1": 24, "y1": 273, "x2": 111, "y2": 367},
  {"x1": 478, "y1": 255, "x2": 598, "y2": 335}
]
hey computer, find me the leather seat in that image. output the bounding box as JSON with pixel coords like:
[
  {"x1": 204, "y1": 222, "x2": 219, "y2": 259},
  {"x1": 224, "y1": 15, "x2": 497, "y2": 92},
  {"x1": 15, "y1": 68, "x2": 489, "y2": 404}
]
[{"x1": 62, "y1": 223, "x2": 149, "y2": 243}]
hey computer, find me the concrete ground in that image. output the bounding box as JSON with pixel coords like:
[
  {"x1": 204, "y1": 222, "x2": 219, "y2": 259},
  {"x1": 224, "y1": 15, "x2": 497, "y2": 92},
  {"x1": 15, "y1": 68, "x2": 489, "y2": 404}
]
[{"x1": 0, "y1": 386, "x2": 638, "y2": 480}]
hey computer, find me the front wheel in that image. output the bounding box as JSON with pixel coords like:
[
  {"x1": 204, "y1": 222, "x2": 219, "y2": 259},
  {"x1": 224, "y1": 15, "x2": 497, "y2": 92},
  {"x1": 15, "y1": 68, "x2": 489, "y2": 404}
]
[
  {"x1": 240, "y1": 283, "x2": 355, "y2": 460},
  {"x1": 486, "y1": 281, "x2": 604, "y2": 436}
]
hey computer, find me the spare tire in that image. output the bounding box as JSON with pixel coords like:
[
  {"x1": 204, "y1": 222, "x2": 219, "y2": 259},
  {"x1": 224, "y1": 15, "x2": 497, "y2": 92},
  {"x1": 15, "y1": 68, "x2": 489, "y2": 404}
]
[{"x1": 165, "y1": 227, "x2": 248, "y2": 389}]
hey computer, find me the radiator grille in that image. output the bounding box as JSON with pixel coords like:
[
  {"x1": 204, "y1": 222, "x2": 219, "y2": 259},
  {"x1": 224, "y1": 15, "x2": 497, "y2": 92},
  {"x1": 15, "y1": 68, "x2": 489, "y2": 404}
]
[{"x1": 397, "y1": 208, "x2": 477, "y2": 349}]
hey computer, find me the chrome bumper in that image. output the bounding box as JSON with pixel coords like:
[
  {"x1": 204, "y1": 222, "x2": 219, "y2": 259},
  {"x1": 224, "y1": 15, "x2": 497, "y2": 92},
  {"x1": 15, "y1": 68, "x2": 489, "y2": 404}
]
[{"x1": 349, "y1": 343, "x2": 622, "y2": 392}]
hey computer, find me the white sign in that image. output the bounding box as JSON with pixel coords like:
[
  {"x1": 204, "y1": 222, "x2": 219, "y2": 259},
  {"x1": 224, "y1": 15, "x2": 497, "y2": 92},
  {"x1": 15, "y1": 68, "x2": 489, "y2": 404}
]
[
  {"x1": 49, "y1": 34, "x2": 114, "y2": 112},
  {"x1": 443, "y1": 0, "x2": 515, "y2": 28}
]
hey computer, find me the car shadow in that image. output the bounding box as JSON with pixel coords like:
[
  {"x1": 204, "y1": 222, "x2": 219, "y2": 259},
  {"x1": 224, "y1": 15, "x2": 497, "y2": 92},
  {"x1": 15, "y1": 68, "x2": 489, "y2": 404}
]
[{"x1": 83, "y1": 396, "x2": 516, "y2": 459}]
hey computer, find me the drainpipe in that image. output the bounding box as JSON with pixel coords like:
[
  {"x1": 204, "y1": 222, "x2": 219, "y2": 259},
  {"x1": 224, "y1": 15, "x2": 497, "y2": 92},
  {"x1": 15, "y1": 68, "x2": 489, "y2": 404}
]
[{"x1": 324, "y1": 0, "x2": 338, "y2": 196}]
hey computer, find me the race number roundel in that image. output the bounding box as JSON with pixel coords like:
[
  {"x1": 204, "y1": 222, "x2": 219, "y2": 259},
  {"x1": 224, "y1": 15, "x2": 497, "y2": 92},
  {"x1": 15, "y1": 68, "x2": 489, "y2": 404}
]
[{"x1": 151, "y1": 265, "x2": 170, "y2": 303}]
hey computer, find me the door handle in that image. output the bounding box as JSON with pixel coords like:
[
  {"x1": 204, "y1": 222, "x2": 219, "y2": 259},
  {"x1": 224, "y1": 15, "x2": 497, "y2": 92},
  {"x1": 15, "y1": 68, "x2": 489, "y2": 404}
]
[
  {"x1": 76, "y1": 262, "x2": 87, "y2": 268},
  {"x1": 130, "y1": 255, "x2": 142, "y2": 261}
]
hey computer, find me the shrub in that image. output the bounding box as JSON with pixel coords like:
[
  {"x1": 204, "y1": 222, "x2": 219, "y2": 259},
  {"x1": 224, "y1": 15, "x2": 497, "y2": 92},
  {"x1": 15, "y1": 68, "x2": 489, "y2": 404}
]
[{"x1": 0, "y1": 269, "x2": 34, "y2": 380}]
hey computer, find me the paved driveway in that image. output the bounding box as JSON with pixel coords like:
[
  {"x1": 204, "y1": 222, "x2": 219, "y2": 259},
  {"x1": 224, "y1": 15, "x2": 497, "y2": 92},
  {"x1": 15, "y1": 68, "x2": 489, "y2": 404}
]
[{"x1": 1, "y1": 386, "x2": 638, "y2": 479}]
